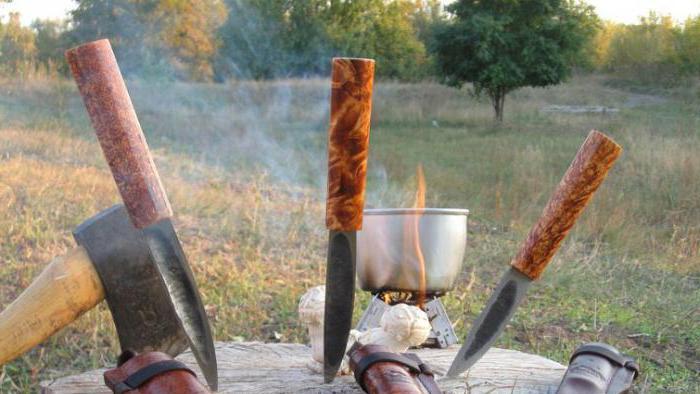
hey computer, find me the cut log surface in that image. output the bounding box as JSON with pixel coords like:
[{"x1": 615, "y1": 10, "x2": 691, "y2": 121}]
[{"x1": 40, "y1": 342, "x2": 566, "y2": 393}]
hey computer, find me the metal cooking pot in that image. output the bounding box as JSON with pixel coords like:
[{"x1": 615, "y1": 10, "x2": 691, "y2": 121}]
[{"x1": 357, "y1": 208, "x2": 468, "y2": 293}]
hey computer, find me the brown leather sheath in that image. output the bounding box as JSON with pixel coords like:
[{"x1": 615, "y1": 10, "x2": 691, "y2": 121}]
[
  {"x1": 348, "y1": 344, "x2": 442, "y2": 394},
  {"x1": 104, "y1": 351, "x2": 210, "y2": 394}
]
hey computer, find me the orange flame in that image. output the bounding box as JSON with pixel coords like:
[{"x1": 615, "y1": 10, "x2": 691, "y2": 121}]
[{"x1": 412, "y1": 164, "x2": 427, "y2": 307}]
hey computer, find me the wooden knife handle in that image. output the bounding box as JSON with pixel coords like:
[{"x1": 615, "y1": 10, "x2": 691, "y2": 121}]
[
  {"x1": 0, "y1": 247, "x2": 105, "y2": 365},
  {"x1": 326, "y1": 58, "x2": 375, "y2": 231},
  {"x1": 511, "y1": 130, "x2": 622, "y2": 280},
  {"x1": 66, "y1": 39, "x2": 172, "y2": 229}
]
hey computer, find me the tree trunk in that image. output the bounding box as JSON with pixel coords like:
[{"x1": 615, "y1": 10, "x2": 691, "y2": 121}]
[
  {"x1": 490, "y1": 88, "x2": 506, "y2": 122},
  {"x1": 498, "y1": 91, "x2": 506, "y2": 121}
]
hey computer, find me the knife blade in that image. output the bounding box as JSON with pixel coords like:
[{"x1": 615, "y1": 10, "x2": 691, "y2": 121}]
[
  {"x1": 447, "y1": 130, "x2": 622, "y2": 377},
  {"x1": 323, "y1": 57, "x2": 375, "y2": 383}
]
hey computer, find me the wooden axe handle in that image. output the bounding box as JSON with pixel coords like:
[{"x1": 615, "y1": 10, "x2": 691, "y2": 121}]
[
  {"x1": 65, "y1": 39, "x2": 172, "y2": 229},
  {"x1": 511, "y1": 130, "x2": 622, "y2": 280},
  {"x1": 0, "y1": 247, "x2": 105, "y2": 365},
  {"x1": 326, "y1": 58, "x2": 375, "y2": 231}
]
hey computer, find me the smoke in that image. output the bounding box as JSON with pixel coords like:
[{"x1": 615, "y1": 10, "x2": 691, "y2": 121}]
[
  {"x1": 126, "y1": 77, "x2": 397, "y2": 209},
  {"x1": 125, "y1": 78, "x2": 327, "y2": 193},
  {"x1": 63, "y1": 0, "x2": 396, "y2": 205}
]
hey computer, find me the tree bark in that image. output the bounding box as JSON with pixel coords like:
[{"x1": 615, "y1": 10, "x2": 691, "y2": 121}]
[{"x1": 490, "y1": 88, "x2": 506, "y2": 122}]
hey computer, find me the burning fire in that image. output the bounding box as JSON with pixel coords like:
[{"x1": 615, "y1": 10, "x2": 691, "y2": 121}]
[{"x1": 409, "y1": 164, "x2": 427, "y2": 307}]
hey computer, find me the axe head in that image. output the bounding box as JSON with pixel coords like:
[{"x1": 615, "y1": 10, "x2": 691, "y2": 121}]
[{"x1": 73, "y1": 205, "x2": 210, "y2": 360}]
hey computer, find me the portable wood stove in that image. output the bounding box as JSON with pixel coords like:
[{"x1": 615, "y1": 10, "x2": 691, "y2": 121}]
[{"x1": 355, "y1": 208, "x2": 469, "y2": 348}]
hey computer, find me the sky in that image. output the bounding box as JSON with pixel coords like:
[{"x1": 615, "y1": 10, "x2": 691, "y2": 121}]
[{"x1": 0, "y1": 0, "x2": 699, "y2": 26}]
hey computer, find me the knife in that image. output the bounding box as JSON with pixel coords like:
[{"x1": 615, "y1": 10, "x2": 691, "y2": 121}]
[
  {"x1": 323, "y1": 57, "x2": 375, "y2": 383},
  {"x1": 447, "y1": 130, "x2": 622, "y2": 377}
]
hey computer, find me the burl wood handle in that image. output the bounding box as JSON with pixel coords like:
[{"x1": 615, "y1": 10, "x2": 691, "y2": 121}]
[
  {"x1": 0, "y1": 247, "x2": 105, "y2": 365},
  {"x1": 511, "y1": 130, "x2": 622, "y2": 280},
  {"x1": 326, "y1": 58, "x2": 375, "y2": 231},
  {"x1": 66, "y1": 39, "x2": 172, "y2": 229}
]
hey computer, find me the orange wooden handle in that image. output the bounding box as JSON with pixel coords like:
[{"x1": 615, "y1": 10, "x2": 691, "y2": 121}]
[
  {"x1": 511, "y1": 130, "x2": 622, "y2": 280},
  {"x1": 325, "y1": 58, "x2": 375, "y2": 231},
  {"x1": 66, "y1": 39, "x2": 172, "y2": 229}
]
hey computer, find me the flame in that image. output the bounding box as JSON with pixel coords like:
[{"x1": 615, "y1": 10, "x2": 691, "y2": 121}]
[{"x1": 412, "y1": 164, "x2": 427, "y2": 307}]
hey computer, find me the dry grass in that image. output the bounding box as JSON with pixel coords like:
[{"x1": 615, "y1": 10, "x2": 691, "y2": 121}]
[{"x1": 0, "y1": 74, "x2": 698, "y2": 392}]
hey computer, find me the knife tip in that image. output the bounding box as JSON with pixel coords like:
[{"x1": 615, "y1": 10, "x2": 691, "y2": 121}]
[
  {"x1": 323, "y1": 371, "x2": 336, "y2": 383},
  {"x1": 446, "y1": 361, "x2": 471, "y2": 378},
  {"x1": 203, "y1": 367, "x2": 218, "y2": 391}
]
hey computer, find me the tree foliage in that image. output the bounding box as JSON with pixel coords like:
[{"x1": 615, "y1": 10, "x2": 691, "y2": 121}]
[
  {"x1": 431, "y1": 0, "x2": 598, "y2": 121},
  {"x1": 680, "y1": 16, "x2": 700, "y2": 74},
  {"x1": 216, "y1": 0, "x2": 325, "y2": 79},
  {"x1": 68, "y1": 0, "x2": 154, "y2": 75},
  {"x1": 153, "y1": 0, "x2": 226, "y2": 81},
  {"x1": 31, "y1": 19, "x2": 69, "y2": 74},
  {"x1": 0, "y1": 12, "x2": 36, "y2": 75},
  {"x1": 216, "y1": 0, "x2": 430, "y2": 80},
  {"x1": 68, "y1": 0, "x2": 226, "y2": 80},
  {"x1": 324, "y1": 0, "x2": 429, "y2": 79},
  {"x1": 2, "y1": 0, "x2": 700, "y2": 86},
  {"x1": 590, "y1": 13, "x2": 700, "y2": 86}
]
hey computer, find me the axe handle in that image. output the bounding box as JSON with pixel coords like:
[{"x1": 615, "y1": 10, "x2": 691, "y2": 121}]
[
  {"x1": 511, "y1": 130, "x2": 622, "y2": 280},
  {"x1": 0, "y1": 247, "x2": 105, "y2": 365},
  {"x1": 326, "y1": 57, "x2": 375, "y2": 232}
]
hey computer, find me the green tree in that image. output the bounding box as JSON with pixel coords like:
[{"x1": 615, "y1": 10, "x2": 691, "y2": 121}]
[
  {"x1": 327, "y1": 0, "x2": 429, "y2": 79},
  {"x1": 0, "y1": 12, "x2": 36, "y2": 75},
  {"x1": 216, "y1": 0, "x2": 291, "y2": 79},
  {"x1": 605, "y1": 13, "x2": 682, "y2": 85},
  {"x1": 69, "y1": 0, "x2": 225, "y2": 80},
  {"x1": 680, "y1": 16, "x2": 700, "y2": 74},
  {"x1": 68, "y1": 0, "x2": 155, "y2": 75},
  {"x1": 32, "y1": 19, "x2": 69, "y2": 74},
  {"x1": 431, "y1": 0, "x2": 598, "y2": 121},
  {"x1": 216, "y1": 0, "x2": 430, "y2": 80},
  {"x1": 153, "y1": 0, "x2": 226, "y2": 81}
]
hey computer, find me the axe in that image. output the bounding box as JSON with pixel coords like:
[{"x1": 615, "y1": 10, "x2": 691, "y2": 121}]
[{"x1": 0, "y1": 39, "x2": 217, "y2": 390}]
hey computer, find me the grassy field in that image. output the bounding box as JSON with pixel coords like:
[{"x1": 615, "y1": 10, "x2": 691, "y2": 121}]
[{"x1": 0, "y1": 74, "x2": 698, "y2": 392}]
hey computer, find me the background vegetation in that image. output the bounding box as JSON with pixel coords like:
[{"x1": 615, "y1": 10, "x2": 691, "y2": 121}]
[
  {"x1": 0, "y1": 0, "x2": 698, "y2": 392},
  {"x1": 0, "y1": 0, "x2": 699, "y2": 84}
]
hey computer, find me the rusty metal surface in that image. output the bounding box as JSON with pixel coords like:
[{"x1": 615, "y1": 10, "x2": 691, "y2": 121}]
[{"x1": 66, "y1": 39, "x2": 172, "y2": 229}]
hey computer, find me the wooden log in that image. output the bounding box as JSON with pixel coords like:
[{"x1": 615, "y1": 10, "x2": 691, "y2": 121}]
[{"x1": 41, "y1": 342, "x2": 565, "y2": 393}]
